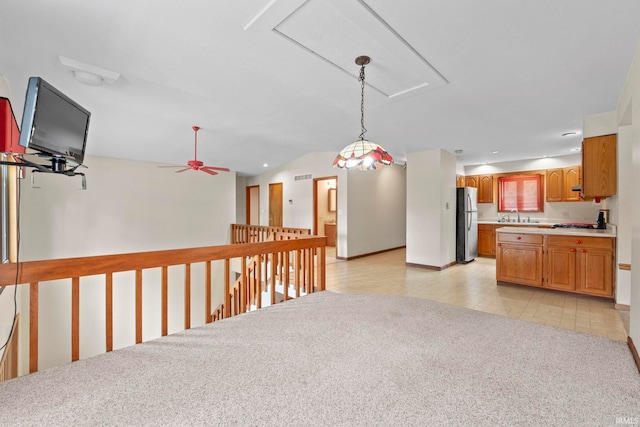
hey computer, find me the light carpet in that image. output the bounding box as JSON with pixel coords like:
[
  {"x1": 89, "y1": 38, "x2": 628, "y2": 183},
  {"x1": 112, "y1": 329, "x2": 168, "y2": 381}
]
[{"x1": 0, "y1": 291, "x2": 638, "y2": 426}]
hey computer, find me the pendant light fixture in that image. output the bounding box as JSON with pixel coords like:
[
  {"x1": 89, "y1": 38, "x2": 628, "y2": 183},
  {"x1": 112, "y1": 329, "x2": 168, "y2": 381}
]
[{"x1": 333, "y1": 56, "x2": 393, "y2": 170}]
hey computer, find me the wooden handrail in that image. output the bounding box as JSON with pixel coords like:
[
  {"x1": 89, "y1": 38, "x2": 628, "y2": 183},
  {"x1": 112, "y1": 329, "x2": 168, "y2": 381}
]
[{"x1": 0, "y1": 232, "x2": 326, "y2": 375}]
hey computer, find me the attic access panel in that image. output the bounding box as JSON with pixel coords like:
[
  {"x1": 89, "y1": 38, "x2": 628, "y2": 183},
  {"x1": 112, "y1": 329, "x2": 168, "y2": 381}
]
[{"x1": 245, "y1": 0, "x2": 448, "y2": 100}]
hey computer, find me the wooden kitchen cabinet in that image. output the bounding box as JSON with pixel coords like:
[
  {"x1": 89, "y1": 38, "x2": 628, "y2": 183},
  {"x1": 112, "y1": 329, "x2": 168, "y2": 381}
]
[
  {"x1": 456, "y1": 175, "x2": 466, "y2": 188},
  {"x1": 546, "y1": 169, "x2": 563, "y2": 202},
  {"x1": 546, "y1": 166, "x2": 581, "y2": 202},
  {"x1": 582, "y1": 134, "x2": 617, "y2": 198},
  {"x1": 465, "y1": 175, "x2": 478, "y2": 188},
  {"x1": 477, "y1": 175, "x2": 494, "y2": 203},
  {"x1": 499, "y1": 233, "x2": 615, "y2": 298},
  {"x1": 478, "y1": 224, "x2": 495, "y2": 257},
  {"x1": 496, "y1": 233, "x2": 544, "y2": 287},
  {"x1": 547, "y1": 236, "x2": 614, "y2": 297},
  {"x1": 464, "y1": 174, "x2": 493, "y2": 203},
  {"x1": 563, "y1": 166, "x2": 581, "y2": 201}
]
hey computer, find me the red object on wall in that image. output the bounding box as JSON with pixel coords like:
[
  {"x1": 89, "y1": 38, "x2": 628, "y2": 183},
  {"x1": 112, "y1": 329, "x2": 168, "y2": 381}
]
[{"x1": 0, "y1": 97, "x2": 25, "y2": 154}]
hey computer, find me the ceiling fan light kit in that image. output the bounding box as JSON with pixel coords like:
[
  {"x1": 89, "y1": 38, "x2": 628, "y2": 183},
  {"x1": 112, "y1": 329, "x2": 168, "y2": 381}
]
[
  {"x1": 159, "y1": 125, "x2": 230, "y2": 176},
  {"x1": 333, "y1": 56, "x2": 393, "y2": 170}
]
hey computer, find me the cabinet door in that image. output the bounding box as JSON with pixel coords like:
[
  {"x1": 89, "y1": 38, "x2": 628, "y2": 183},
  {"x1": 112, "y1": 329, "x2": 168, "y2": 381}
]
[
  {"x1": 456, "y1": 175, "x2": 466, "y2": 188},
  {"x1": 546, "y1": 246, "x2": 577, "y2": 291},
  {"x1": 582, "y1": 135, "x2": 617, "y2": 197},
  {"x1": 496, "y1": 243, "x2": 543, "y2": 286},
  {"x1": 478, "y1": 175, "x2": 494, "y2": 203},
  {"x1": 477, "y1": 225, "x2": 495, "y2": 257},
  {"x1": 465, "y1": 175, "x2": 478, "y2": 188},
  {"x1": 563, "y1": 166, "x2": 581, "y2": 201},
  {"x1": 546, "y1": 169, "x2": 563, "y2": 202},
  {"x1": 577, "y1": 249, "x2": 613, "y2": 297}
]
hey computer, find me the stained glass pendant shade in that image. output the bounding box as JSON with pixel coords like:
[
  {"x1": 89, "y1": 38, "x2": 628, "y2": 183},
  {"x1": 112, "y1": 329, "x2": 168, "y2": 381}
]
[{"x1": 333, "y1": 56, "x2": 393, "y2": 170}]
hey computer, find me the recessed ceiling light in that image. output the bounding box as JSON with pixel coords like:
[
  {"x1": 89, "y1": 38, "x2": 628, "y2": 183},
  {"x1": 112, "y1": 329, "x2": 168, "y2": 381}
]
[
  {"x1": 263, "y1": 163, "x2": 268, "y2": 168},
  {"x1": 569, "y1": 147, "x2": 581, "y2": 152},
  {"x1": 491, "y1": 150, "x2": 499, "y2": 154},
  {"x1": 454, "y1": 149, "x2": 463, "y2": 155}
]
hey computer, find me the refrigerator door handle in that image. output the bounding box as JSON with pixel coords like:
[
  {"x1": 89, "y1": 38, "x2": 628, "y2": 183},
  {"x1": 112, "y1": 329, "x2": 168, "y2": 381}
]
[{"x1": 467, "y1": 194, "x2": 472, "y2": 231}]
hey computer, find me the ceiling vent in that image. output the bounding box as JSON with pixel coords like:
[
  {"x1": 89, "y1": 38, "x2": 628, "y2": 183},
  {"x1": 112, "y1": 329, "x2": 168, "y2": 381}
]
[{"x1": 294, "y1": 173, "x2": 313, "y2": 181}]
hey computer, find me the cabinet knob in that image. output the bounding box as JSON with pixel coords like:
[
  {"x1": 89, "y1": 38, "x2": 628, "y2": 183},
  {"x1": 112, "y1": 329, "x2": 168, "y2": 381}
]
[
  {"x1": 497, "y1": 243, "x2": 502, "y2": 247},
  {"x1": 517, "y1": 236, "x2": 522, "y2": 240},
  {"x1": 576, "y1": 240, "x2": 581, "y2": 244},
  {"x1": 570, "y1": 248, "x2": 576, "y2": 252},
  {"x1": 582, "y1": 249, "x2": 586, "y2": 253}
]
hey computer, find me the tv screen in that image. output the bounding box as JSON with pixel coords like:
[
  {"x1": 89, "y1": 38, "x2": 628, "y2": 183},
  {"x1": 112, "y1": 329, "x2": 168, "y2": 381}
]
[{"x1": 18, "y1": 77, "x2": 90, "y2": 165}]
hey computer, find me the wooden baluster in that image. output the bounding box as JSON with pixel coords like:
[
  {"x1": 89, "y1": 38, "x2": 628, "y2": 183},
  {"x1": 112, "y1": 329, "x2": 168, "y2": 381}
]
[
  {"x1": 105, "y1": 273, "x2": 113, "y2": 352},
  {"x1": 270, "y1": 253, "x2": 277, "y2": 306},
  {"x1": 184, "y1": 263, "x2": 191, "y2": 330},
  {"x1": 318, "y1": 246, "x2": 326, "y2": 291},
  {"x1": 29, "y1": 282, "x2": 38, "y2": 373},
  {"x1": 224, "y1": 259, "x2": 231, "y2": 318},
  {"x1": 71, "y1": 277, "x2": 80, "y2": 362},
  {"x1": 135, "y1": 270, "x2": 143, "y2": 344},
  {"x1": 205, "y1": 261, "x2": 212, "y2": 324},
  {"x1": 161, "y1": 266, "x2": 168, "y2": 336},
  {"x1": 256, "y1": 255, "x2": 262, "y2": 309}
]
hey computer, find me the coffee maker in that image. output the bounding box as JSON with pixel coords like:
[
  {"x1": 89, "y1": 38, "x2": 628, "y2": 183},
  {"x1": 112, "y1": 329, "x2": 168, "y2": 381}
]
[{"x1": 597, "y1": 211, "x2": 606, "y2": 229}]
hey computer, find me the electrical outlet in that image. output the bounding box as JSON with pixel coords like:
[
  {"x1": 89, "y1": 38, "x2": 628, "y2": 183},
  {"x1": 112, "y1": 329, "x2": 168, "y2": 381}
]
[{"x1": 562, "y1": 212, "x2": 570, "y2": 218}]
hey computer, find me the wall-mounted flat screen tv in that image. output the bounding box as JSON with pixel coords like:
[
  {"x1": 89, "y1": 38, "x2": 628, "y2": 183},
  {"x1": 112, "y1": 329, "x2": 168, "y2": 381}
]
[{"x1": 18, "y1": 77, "x2": 90, "y2": 166}]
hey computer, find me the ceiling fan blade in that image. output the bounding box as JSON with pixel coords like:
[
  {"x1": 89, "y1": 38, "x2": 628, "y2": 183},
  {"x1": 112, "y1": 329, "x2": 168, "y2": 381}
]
[
  {"x1": 200, "y1": 168, "x2": 219, "y2": 176},
  {"x1": 158, "y1": 165, "x2": 187, "y2": 168},
  {"x1": 202, "y1": 166, "x2": 230, "y2": 172},
  {"x1": 175, "y1": 167, "x2": 191, "y2": 173}
]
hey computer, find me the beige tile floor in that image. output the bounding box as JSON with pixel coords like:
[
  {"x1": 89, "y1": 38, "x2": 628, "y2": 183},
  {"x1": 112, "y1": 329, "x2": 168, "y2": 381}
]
[{"x1": 324, "y1": 247, "x2": 628, "y2": 342}]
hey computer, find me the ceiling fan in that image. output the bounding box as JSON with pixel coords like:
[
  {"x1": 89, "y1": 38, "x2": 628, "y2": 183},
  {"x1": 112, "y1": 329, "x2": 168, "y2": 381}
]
[{"x1": 159, "y1": 126, "x2": 230, "y2": 176}]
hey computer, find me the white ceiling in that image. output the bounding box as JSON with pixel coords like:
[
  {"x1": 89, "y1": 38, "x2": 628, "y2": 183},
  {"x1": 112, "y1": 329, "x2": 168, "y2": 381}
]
[{"x1": 1, "y1": 0, "x2": 640, "y2": 176}]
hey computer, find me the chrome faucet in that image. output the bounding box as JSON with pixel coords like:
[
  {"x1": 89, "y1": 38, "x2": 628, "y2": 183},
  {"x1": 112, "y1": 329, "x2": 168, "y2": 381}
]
[{"x1": 511, "y1": 208, "x2": 520, "y2": 223}]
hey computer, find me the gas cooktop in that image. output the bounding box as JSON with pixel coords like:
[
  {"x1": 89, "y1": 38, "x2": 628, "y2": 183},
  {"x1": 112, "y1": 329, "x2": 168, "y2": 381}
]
[{"x1": 551, "y1": 223, "x2": 596, "y2": 229}]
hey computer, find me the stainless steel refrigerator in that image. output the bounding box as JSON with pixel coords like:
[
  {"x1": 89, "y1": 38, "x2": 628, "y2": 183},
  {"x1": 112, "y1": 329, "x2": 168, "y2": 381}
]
[{"x1": 456, "y1": 187, "x2": 478, "y2": 263}]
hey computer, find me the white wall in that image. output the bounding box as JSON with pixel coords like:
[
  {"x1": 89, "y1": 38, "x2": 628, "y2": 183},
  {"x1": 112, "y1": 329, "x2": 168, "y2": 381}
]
[
  {"x1": 6, "y1": 155, "x2": 236, "y2": 373},
  {"x1": 616, "y1": 42, "x2": 640, "y2": 344},
  {"x1": 465, "y1": 154, "x2": 602, "y2": 223},
  {"x1": 406, "y1": 149, "x2": 457, "y2": 268},
  {"x1": 614, "y1": 125, "x2": 633, "y2": 305},
  {"x1": 245, "y1": 152, "x2": 406, "y2": 259},
  {"x1": 345, "y1": 164, "x2": 406, "y2": 257}
]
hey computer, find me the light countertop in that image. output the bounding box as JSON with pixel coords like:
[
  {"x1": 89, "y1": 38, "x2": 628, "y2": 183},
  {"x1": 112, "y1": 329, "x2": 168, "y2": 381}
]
[{"x1": 495, "y1": 226, "x2": 616, "y2": 238}]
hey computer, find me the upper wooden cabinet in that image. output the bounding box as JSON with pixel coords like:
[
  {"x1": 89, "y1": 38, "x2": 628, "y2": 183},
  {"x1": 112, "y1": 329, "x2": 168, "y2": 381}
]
[
  {"x1": 563, "y1": 166, "x2": 581, "y2": 201},
  {"x1": 582, "y1": 134, "x2": 617, "y2": 198},
  {"x1": 546, "y1": 166, "x2": 582, "y2": 202},
  {"x1": 464, "y1": 174, "x2": 494, "y2": 203},
  {"x1": 546, "y1": 169, "x2": 563, "y2": 202},
  {"x1": 456, "y1": 175, "x2": 466, "y2": 188},
  {"x1": 465, "y1": 175, "x2": 478, "y2": 188},
  {"x1": 477, "y1": 175, "x2": 494, "y2": 203}
]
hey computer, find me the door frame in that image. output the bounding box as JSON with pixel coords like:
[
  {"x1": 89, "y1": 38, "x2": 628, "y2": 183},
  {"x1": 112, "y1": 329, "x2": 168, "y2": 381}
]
[{"x1": 313, "y1": 176, "x2": 338, "y2": 253}]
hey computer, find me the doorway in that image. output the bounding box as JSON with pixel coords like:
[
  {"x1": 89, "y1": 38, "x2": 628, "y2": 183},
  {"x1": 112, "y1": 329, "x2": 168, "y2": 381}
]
[
  {"x1": 314, "y1": 177, "x2": 338, "y2": 257},
  {"x1": 268, "y1": 182, "x2": 283, "y2": 227},
  {"x1": 245, "y1": 185, "x2": 259, "y2": 225}
]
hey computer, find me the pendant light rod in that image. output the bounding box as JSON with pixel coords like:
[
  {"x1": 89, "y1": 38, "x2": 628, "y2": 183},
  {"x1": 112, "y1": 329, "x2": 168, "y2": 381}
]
[{"x1": 356, "y1": 56, "x2": 369, "y2": 141}]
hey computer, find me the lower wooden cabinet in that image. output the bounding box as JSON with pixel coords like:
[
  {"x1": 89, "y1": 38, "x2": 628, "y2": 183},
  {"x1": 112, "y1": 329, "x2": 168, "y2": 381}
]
[
  {"x1": 497, "y1": 232, "x2": 615, "y2": 298},
  {"x1": 496, "y1": 234, "x2": 544, "y2": 287},
  {"x1": 546, "y1": 236, "x2": 613, "y2": 297},
  {"x1": 478, "y1": 224, "x2": 495, "y2": 257}
]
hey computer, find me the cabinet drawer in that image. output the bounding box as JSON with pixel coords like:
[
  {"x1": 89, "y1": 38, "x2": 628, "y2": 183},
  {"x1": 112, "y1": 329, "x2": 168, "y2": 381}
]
[
  {"x1": 547, "y1": 236, "x2": 613, "y2": 250},
  {"x1": 497, "y1": 233, "x2": 543, "y2": 245}
]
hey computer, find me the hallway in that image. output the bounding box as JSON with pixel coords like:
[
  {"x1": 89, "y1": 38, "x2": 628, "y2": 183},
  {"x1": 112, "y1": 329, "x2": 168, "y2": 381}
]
[{"x1": 324, "y1": 248, "x2": 628, "y2": 342}]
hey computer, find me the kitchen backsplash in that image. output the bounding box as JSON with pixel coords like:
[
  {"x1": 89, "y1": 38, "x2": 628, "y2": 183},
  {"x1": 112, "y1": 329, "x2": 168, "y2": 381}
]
[{"x1": 477, "y1": 200, "x2": 604, "y2": 224}]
